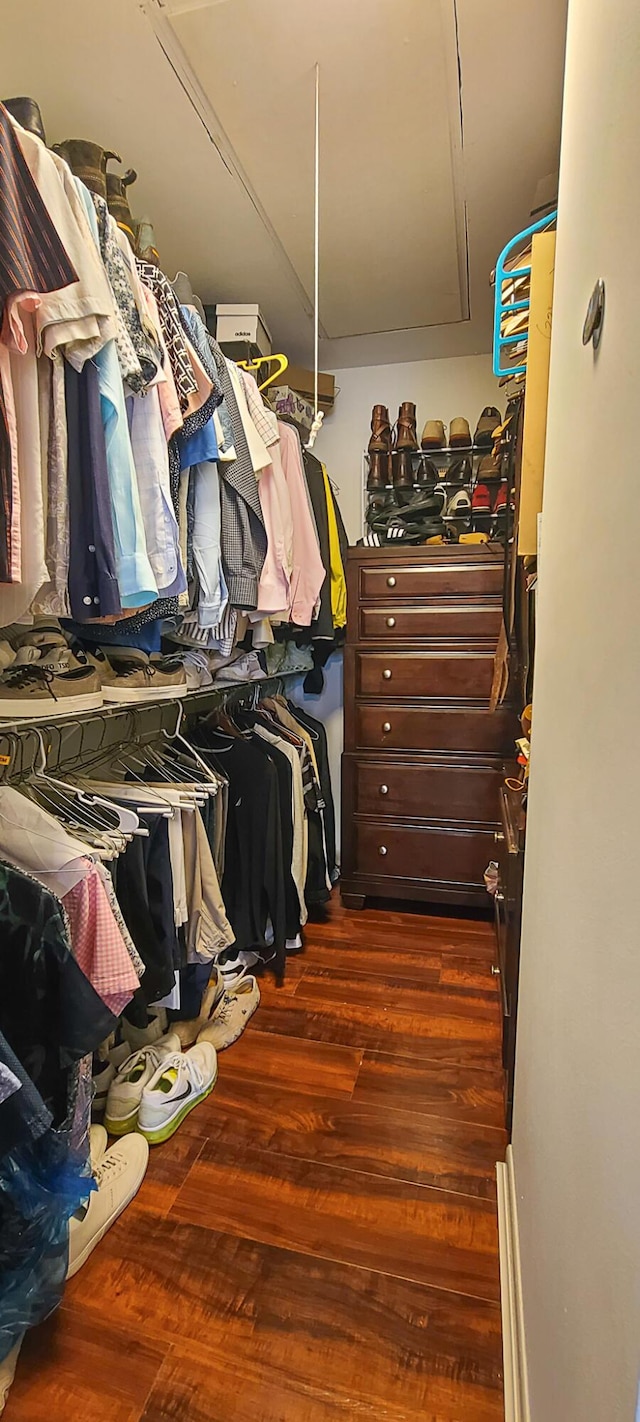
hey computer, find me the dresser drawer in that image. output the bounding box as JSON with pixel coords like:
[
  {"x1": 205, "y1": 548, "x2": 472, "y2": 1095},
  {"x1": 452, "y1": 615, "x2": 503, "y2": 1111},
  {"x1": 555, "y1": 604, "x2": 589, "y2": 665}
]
[
  {"x1": 360, "y1": 559, "x2": 504, "y2": 602},
  {"x1": 348, "y1": 755, "x2": 501, "y2": 823},
  {"x1": 354, "y1": 820, "x2": 496, "y2": 889},
  {"x1": 359, "y1": 604, "x2": 502, "y2": 642},
  {"x1": 355, "y1": 650, "x2": 495, "y2": 700},
  {"x1": 356, "y1": 703, "x2": 513, "y2": 754}
]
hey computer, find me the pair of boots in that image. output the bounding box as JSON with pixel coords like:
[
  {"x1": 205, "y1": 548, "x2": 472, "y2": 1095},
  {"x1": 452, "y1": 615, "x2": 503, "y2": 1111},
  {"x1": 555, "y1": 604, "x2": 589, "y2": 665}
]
[
  {"x1": 368, "y1": 448, "x2": 439, "y2": 494},
  {"x1": 2, "y1": 99, "x2": 159, "y2": 261},
  {"x1": 369, "y1": 402, "x2": 417, "y2": 454}
]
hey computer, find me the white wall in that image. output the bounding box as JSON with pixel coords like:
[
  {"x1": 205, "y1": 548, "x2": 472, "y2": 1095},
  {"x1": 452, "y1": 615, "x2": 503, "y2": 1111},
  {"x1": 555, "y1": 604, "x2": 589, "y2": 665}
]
[
  {"x1": 510, "y1": 0, "x2": 640, "y2": 1418},
  {"x1": 316, "y1": 354, "x2": 502, "y2": 541}
]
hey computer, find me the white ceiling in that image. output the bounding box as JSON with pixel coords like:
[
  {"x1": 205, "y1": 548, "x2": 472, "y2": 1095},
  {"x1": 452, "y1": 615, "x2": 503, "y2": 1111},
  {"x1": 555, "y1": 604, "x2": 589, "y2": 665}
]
[{"x1": 1, "y1": 0, "x2": 568, "y2": 367}]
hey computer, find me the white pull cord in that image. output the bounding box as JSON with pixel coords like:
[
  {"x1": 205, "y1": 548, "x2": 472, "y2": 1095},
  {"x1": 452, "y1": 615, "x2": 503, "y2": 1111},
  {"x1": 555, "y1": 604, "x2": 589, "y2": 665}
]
[{"x1": 305, "y1": 62, "x2": 324, "y2": 452}]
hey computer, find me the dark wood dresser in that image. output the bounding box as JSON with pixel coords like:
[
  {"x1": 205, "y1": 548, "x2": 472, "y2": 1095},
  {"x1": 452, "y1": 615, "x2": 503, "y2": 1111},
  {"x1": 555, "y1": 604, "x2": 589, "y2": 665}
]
[{"x1": 341, "y1": 545, "x2": 512, "y2": 909}]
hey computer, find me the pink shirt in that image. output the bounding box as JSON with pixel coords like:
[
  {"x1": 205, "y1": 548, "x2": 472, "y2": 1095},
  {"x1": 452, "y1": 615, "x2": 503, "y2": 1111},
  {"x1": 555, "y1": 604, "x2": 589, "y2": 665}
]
[{"x1": 278, "y1": 421, "x2": 326, "y2": 626}]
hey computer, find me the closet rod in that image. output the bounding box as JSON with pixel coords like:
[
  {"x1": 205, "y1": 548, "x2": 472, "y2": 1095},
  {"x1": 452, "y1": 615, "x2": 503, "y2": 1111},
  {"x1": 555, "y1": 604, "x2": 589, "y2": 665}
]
[{"x1": 0, "y1": 675, "x2": 297, "y2": 785}]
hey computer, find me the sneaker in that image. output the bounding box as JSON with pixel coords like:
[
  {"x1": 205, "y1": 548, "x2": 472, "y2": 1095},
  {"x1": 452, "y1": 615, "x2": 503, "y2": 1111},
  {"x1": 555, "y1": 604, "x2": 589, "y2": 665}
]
[
  {"x1": 446, "y1": 488, "x2": 472, "y2": 519},
  {"x1": 137, "y1": 1043, "x2": 218, "y2": 1144},
  {"x1": 92, "y1": 1059, "x2": 115, "y2": 1118},
  {"x1": 448, "y1": 416, "x2": 471, "y2": 448},
  {"x1": 197, "y1": 975, "x2": 261, "y2": 1051},
  {"x1": 67, "y1": 1135, "x2": 150, "y2": 1278},
  {"x1": 89, "y1": 1123, "x2": 108, "y2": 1172},
  {"x1": 102, "y1": 651, "x2": 187, "y2": 702},
  {"x1": 420, "y1": 418, "x2": 445, "y2": 450},
  {"x1": 471, "y1": 483, "x2": 491, "y2": 515},
  {"x1": 172, "y1": 967, "x2": 226, "y2": 1049},
  {"x1": 493, "y1": 485, "x2": 507, "y2": 514},
  {"x1": 104, "y1": 1032, "x2": 182, "y2": 1135},
  {"x1": 474, "y1": 406, "x2": 502, "y2": 449},
  {"x1": 13, "y1": 618, "x2": 67, "y2": 650},
  {"x1": 0, "y1": 664, "x2": 103, "y2": 718},
  {"x1": 121, "y1": 1009, "x2": 169, "y2": 1053}
]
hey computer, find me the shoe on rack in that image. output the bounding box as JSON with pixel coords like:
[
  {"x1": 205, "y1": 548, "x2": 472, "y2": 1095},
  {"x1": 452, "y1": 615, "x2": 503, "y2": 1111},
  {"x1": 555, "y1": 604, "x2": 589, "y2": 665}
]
[
  {"x1": 448, "y1": 416, "x2": 471, "y2": 448},
  {"x1": 368, "y1": 404, "x2": 392, "y2": 455},
  {"x1": 446, "y1": 488, "x2": 472, "y2": 519},
  {"x1": 104, "y1": 1033, "x2": 183, "y2": 1135},
  {"x1": 414, "y1": 456, "x2": 439, "y2": 489},
  {"x1": 420, "y1": 419, "x2": 445, "y2": 450},
  {"x1": 471, "y1": 484, "x2": 492, "y2": 515},
  {"x1": 478, "y1": 453, "x2": 501, "y2": 481},
  {"x1": 432, "y1": 484, "x2": 448, "y2": 515},
  {"x1": 448, "y1": 456, "x2": 472, "y2": 484},
  {"x1": 12, "y1": 618, "x2": 67, "y2": 650},
  {"x1": 392, "y1": 449, "x2": 414, "y2": 490},
  {"x1": 67, "y1": 1135, "x2": 149, "y2": 1278},
  {"x1": 0, "y1": 664, "x2": 103, "y2": 719},
  {"x1": 367, "y1": 451, "x2": 389, "y2": 491},
  {"x1": 102, "y1": 650, "x2": 187, "y2": 702},
  {"x1": 493, "y1": 485, "x2": 507, "y2": 514},
  {"x1": 197, "y1": 975, "x2": 261, "y2": 1051},
  {"x1": 395, "y1": 402, "x2": 418, "y2": 452},
  {"x1": 137, "y1": 1043, "x2": 218, "y2": 1145},
  {"x1": 474, "y1": 406, "x2": 502, "y2": 448},
  {"x1": 172, "y1": 968, "x2": 227, "y2": 1049}
]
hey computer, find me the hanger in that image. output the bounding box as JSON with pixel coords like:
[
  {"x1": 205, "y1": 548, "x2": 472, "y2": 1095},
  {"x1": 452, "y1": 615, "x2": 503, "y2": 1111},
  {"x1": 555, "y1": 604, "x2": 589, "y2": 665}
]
[{"x1": 236, "y1": 353, "x2": 289, "y2": 392}]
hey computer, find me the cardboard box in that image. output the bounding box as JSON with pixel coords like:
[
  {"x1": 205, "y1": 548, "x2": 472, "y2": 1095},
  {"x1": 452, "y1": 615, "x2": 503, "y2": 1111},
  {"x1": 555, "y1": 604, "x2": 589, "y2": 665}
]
[
  {"x1": 285, "y1": 363, "x2": 335, "y2": 409},
  {"x1": 266, "y1": 385, "x2": 314, "y2": 431},
  {"x1": 215, "y1": 303, "x2": 272, "y2": 356}
]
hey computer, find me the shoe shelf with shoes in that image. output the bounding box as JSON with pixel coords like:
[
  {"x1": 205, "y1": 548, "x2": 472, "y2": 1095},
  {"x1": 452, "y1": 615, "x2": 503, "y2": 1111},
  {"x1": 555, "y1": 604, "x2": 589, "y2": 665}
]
[{"x1": 364, "y1": 404, "x2": 508, "y2": 542}]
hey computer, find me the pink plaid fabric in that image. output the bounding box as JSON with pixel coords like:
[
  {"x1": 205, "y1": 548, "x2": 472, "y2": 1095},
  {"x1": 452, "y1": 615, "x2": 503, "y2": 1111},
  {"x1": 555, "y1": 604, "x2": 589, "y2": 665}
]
[{"x1": 63, "y1": 867, "x2": 140, "y2": 1015}]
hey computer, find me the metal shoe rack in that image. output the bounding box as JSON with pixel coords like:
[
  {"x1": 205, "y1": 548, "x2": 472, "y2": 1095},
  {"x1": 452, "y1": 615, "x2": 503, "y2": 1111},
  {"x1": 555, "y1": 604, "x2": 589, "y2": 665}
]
[
  {"x1": 0, "y1": 676, "x2": 294, "y2": 785},
  {"x1": 361, "y1": 443, "x2": 508, "y2": 538}
]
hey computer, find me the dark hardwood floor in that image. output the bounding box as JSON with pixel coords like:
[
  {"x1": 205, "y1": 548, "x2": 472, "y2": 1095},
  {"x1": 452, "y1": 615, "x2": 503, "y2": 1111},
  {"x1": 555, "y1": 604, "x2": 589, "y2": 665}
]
[{"x1": 5, "y1": 894, "x2": 506, "y2": 1422}]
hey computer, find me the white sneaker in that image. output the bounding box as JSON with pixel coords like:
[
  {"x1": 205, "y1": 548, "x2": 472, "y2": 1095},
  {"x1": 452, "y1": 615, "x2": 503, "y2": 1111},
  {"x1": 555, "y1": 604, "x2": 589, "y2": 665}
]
[
  {"x1": 121, "y1": 1009, "x2": 168, "y2": 1052},
  {"x1": 137, "y1": 1043, "x2": 217, "y2": 1145},
  {"x1": 104, "y1": 1033, "x2": 182, "y2": 1135},
  {"x1": 197, "y1": 976, "x2": 260, "y2": 1051},
  {"x1": 67, "y1": 1135, "x2": 149, "y2": 1278},
  {"x1": 89, "y1": 1123, "x2": 108, "y2": 1172},
  {"x1": 172, "y1": 966, "x2": 226, "y2": 1048}
]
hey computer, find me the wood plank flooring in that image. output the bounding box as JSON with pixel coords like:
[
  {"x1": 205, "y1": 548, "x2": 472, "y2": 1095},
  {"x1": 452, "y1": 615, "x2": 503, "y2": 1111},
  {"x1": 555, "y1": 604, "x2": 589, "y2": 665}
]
[{"x1": 5, "y1": 894, "x2": 506, "y2": 1422}]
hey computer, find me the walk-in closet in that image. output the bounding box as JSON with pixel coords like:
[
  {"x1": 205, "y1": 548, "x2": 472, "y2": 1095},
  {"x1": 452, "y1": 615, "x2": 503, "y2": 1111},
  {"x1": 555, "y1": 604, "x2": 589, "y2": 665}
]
[{"x1": 0, "y1": 2, "x2": 638, "y2": 1419}]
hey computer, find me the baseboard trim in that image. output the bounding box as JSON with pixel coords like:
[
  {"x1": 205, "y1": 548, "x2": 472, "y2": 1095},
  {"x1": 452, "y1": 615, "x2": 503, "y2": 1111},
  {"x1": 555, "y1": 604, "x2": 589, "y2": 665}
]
[{"x1": 497, "y1": 1145, "x2": 530, "y2": 1422}]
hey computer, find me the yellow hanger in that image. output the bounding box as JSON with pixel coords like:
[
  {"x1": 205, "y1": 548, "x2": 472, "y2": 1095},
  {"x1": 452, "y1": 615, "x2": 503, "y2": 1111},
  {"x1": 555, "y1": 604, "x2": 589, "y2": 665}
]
[{"x1": 237, "y1": 352, "x2": 289, "y2": 392}]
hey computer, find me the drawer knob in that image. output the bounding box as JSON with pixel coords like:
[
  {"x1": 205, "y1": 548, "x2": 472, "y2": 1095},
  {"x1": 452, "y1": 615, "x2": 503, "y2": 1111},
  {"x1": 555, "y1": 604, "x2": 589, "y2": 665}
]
[
  {"x1": 386, "y1": 576, "x2": 396, "y2": 588},
  {"x1": 382, "y1": 668, "x2": 392, "y2": 680},
  {"x1": 491, "y1": 965, "x2": 501, "y2": 976},
  {"x1": 379, "y1": 784, "x2": 389, "y2": 795},
  {"x1": 379, "y1": 845, "x2": 388, "y2": 856},
  {"x1": 382, "y1": 721, "x2": 391, "y2": 733},
  {"x1": 494, "y1": 830, "x2": 505, "y2": 844},
  {"x1": 386, "y1": 616, "x2": 396, "y2": 628}
]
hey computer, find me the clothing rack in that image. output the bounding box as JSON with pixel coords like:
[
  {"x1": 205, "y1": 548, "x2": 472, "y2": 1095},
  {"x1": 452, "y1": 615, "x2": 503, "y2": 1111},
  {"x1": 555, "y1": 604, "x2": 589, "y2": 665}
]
[{"x1": 0, "y1": 676, "x2": 293, "y2": 785}]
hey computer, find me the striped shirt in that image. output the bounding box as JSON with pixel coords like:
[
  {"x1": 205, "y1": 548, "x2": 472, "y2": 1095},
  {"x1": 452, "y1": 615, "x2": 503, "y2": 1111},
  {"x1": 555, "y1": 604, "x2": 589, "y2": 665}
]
[{"x1": 0, "y1": 103, "x2": 77, "y2": 582}]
